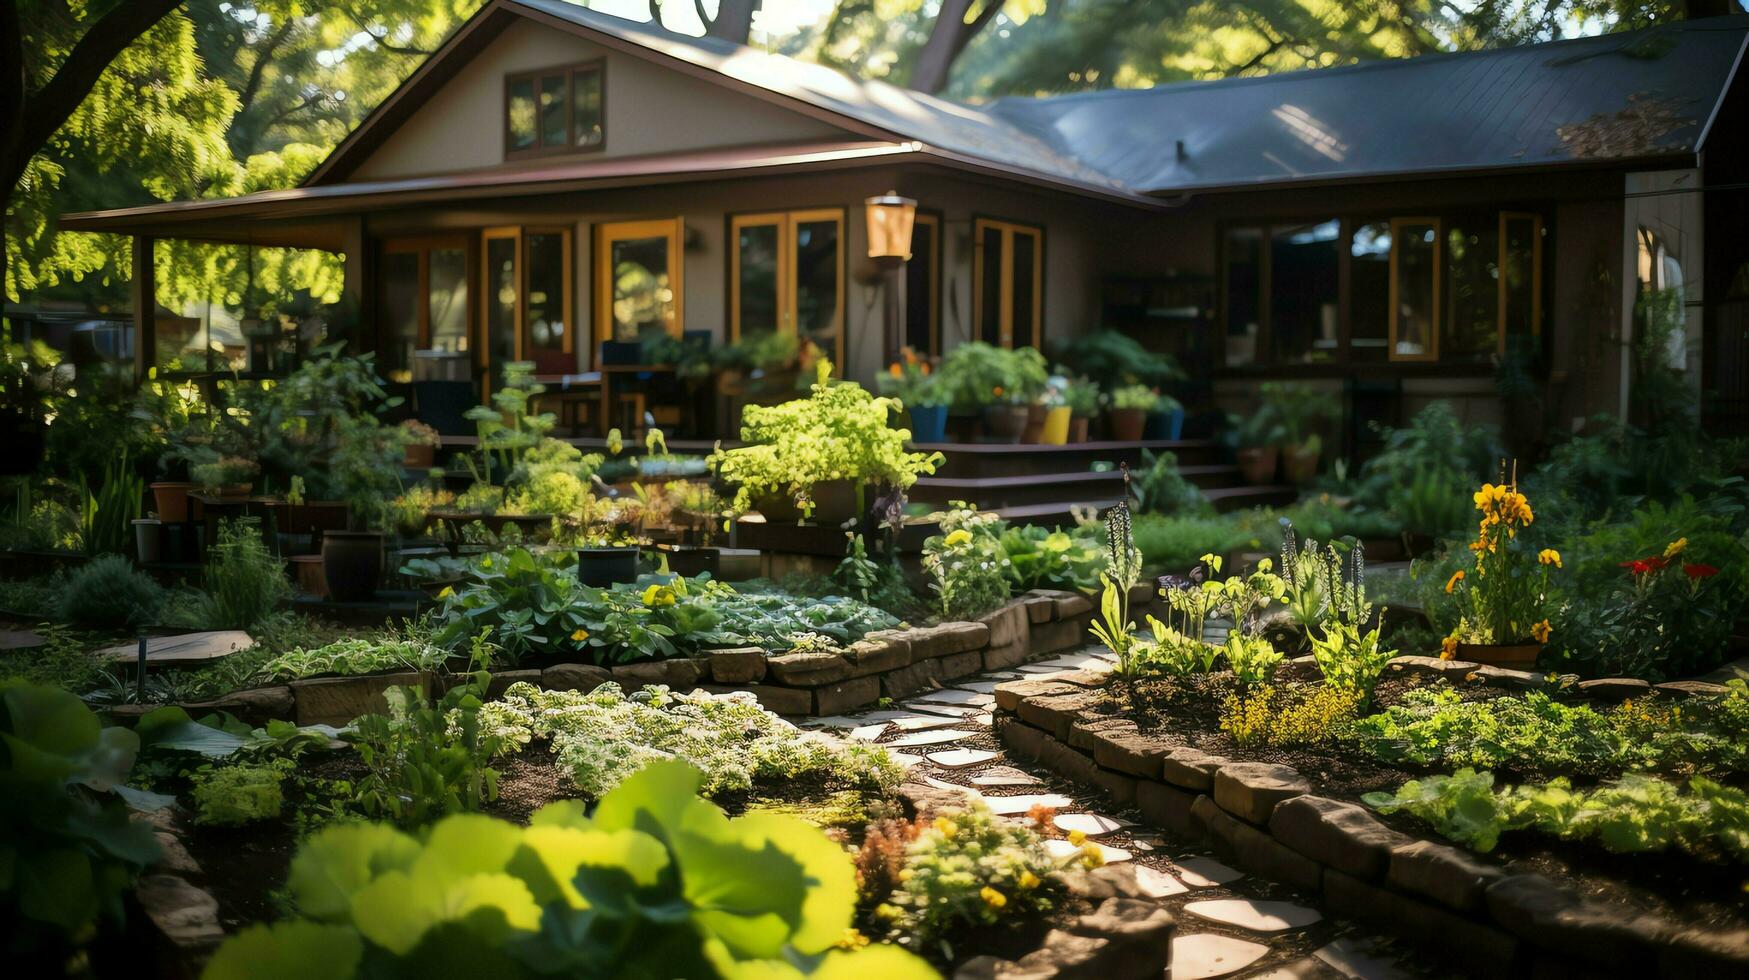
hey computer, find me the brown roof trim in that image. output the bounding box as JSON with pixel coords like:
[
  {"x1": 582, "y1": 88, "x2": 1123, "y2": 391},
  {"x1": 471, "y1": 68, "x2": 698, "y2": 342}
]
[{"x1": 1142, "y1": 149, "x2": 1703, "y2": 198}]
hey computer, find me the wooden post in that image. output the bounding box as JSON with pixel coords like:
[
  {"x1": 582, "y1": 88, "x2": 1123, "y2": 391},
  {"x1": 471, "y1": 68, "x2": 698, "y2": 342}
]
[
  {"x1": 340, "y1": 217, "x2": 373, "y2": 354},
  {"x1": 131, "y1": 235, "x2": 155, "y2": 380}
]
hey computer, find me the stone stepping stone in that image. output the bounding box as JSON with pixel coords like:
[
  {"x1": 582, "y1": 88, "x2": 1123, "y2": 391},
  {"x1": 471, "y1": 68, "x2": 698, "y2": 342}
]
[
  {"x1": 971, "y1": 768, "x2": 1041, "y2": 788},
  {"x1": 1184, "y1": 899, "x2": 1322, "y2": 932},
  {"x1": 889, "y1": 713, "x2": 962, "y2": 732},
  {"x1": 1134, "y1": 865, "x2": 1188, "y2": 897},
  {"x1": 972, "y1": 713, "x2": 994, "y2": 726},
  {"x1": 887, "y1": 751, "x2": 924, "y2": 769},
  {"x1": 985, "y1": 670, "x2": 1024, "y2": 680},
  {"x1": 923, "y1": 776, "x2": 979, "y2": 797},
  {"x1": 1313, "y1": 938, "x2": 1411, "y2": 980},
  {"x1": 1172, "y1": 856, "x2": 1244, "y2": 887},
  {"x1": 1252, "y1": 960, "x2": 1346, "y2": 980},
  {"x1": 100, "y1": 630, "x2": 254, "y2": 668},
  {"x1": 886, "y1": 728, "x2": 976, "y2": 748},
  {"x1": 1170, "y1": 934, "x2": 1269, "y2": 980},
  {"x1": 899, "y1": 701, "x2": 984, "y2": 717},
  {"x1": 983, "y1": 793, "x2": 1072, "y2": 815},
  {"x1": 910, "y1": 688, "x2": 994, "y2": 707},
  {"x1": 1018, "y1": 663, "x2": 1071, "y2": 673},
  {"x1": 928, "y1": 748, "x2": 997, "y2": 768},
  {"x1": 0, "y1": 629, "x2": 46, "y2": 651},
  {"x1": 1045, "y1": 838, "x2": 1131, "y2": 863},
  {"x1": 959, "y1": 680, "x2": 1003, "y2": 694},
  {"x1": 849, "y1": 724, "x2": 888, "y2": 742},
  {"x1": 1052, "y1": 813, "x2": 1128, "y2": 836}
]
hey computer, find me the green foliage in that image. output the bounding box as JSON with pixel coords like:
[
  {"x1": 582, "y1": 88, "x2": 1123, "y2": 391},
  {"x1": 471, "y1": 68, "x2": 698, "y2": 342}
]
[
  {"x1": 255, "y1": 636, "x2": 453, "y2": 683},
  {"x1": 1088, "y1": 499, "x2": 1143, "y2": 672},
  {"x1": 481, "y1": 682, "x2": 903, "y2": 798},
  {"x1": 1308, "y1": 620, "x2": 1397, "y2": 699},
  {"x1": 1364, "y1": 768, "x2": 1749, "y2": 864},
  {"x1": 201, "y1": 760, "x2": 936, "y2": 979},
  {"x1": 1109, "y1": 384, "x2": 1166, "y2": 411},
  {"x1": 79, "y1": 455, "x2": 142, "y2": 557},
  {"x1": 1258, "y1": 382, "x2": 1336, "y2": 448},
  {"x1": 1131, "y1": 513, "x2": 1255, "y2": 573},
  {"x1": 1350, "y1": 688, "x2": 1626, "y2": 774},
  {"x1": 0, "y1": 623, "x2": 110, "y2": 693},
  {"x1": 190, "y1": 519, "x2": 291, "y2": 630},
  {"x1": 58, "y1": 553, "x2": 164, "y2": 630},
  {"x1": 1221, "y1": 632, "x2": 1284, "y2": 686},
  {"x1": 1220, "y1": 684, "x2": 1364, "y2": 750},
  {"x1": 934, "y1": 342, "x2": 1049, "y2": 409},
  {"x1": 349, "y1": 674, "x2": 501, "y2": 826},
  {"x1": 1386, "y1": 465, "x2": 1475, "y2": 541},
  {"x1": 876, "y1": 350, "x2": 951, "y2": 408},
  {"x1": 1132, "y1": 450, "x2": 1210, "y2": 516},
  {"x1": 1353, "y1": 402, "x2": 1498, "y2": 509},
  {"x1": 190, "y1": 761, "x2": 288, "y2": 827},
  {"x1": 0, "y1": 681, "x2": 160, "y2": 962},
  {"x1": 997, "y1": 521, "x2": 1104, "y2": 593},
  {"x1": 921, "y1": 506, "x2": 1012, "y2": 621},
  {"x1": 1050, "y1": 329, "x2": 1180, "y2": 393}
]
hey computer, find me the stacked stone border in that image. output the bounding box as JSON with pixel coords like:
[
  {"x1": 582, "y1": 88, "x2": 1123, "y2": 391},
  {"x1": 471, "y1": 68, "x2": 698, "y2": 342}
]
[{"x1": 994, "y1": 657, "x2": 1749, "y2": 979}]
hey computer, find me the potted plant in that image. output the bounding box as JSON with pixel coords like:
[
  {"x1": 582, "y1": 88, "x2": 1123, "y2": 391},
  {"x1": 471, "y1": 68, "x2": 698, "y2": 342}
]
[
  {"x1": 876, "y1": 348, "x2": 950, "y2": 444},
  {"x1": 657, "y1": 480, "x2": 735, "y2": 577},
  {"x1": 401, "y1": 419, "x2": 441, "y2": 469},
  {"x1": 1037, "y1": 377, "x2": 1074, "y2": 445},
  {"x1": 191, "y1": 455, "x2": 259, "y2": 497},
  {"x1": 1441, "y1": 473, "x2": 1558, "y2": 666},
  {"x1": 1230, "y1": 403, "x2": 1286, "y2": 484},
  {"x1": 576, "y1": 492, "x2": 640, "y2": 586},
  {"x1": 1061, "y1": 376, "x2": 1100, "y2": 442},
  {"x1": 935, "y1": 342, "x2": 1046, "y2": 443},
  {"x1": 1144, "y1": 392, "x2": 1186, "y2": 441},
  {"x1": 1261, "y1": 382, "x2": 1337, "y2": 484},
  {"x1": 1050, "y1": 329, "x2": 1181, "y2": 396},
  {"x1": 1107, "y1": 385, "x2": 1159, "y2": 442},
  {"x1": 320, "y1": 415, "x2": 409, "y2": 602}
]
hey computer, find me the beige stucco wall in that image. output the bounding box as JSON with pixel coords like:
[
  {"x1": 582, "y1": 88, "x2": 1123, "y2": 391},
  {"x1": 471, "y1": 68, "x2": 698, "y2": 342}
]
[{"x1": 350, "y1": 19, "x2": 848, "y2": 181}]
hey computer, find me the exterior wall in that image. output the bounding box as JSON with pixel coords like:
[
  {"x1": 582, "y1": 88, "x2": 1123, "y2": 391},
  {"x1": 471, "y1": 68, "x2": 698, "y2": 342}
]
[{"x1": 350, "y1": 19, "x2": 848, "y2": 181}]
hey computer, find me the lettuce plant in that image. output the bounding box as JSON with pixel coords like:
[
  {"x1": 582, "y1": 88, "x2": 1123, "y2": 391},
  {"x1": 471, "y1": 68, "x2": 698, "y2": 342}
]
[{"x1": 201, "y1": 760, "x2": 938, "y2": 979}]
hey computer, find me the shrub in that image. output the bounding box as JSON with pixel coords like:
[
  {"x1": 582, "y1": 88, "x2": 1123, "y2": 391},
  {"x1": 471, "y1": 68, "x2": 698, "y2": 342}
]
[
  {"x1": 190, "y1": 762, "x2": 287, "y2": 826},
  {"x1": 1223, "y1": 684, "x2": 1364, "y2": 750},
  {"x1": 1132, "y1": 450, "x2": 1210, "y2": 516},
  {"x1": 1050, "y1": 329, "x2": 1179, "y2": 392},
  {"x1": 192, "y1": 519, "x2": 292, "y2": 630},
  {"x1": 58, "y1": 553, "x2": 164, "y2": 630},
  {"x1": 202, "y1": 761, "x2": 934, "y2": 979},
  {"x1": 1308, "y1": 620, "x2": 1397, "y2": 700},
  {"x1": 1221, "y1": 632, "x2": 1284, "y2": 686},
  {"x1": 921, "y1": 506, "x2": 1011, "y2": 621},
  {"x1": 349, "y1": 674, "x2": 501, "y2": 825},
  {"x1": 1132, "y1": 513, "x2": 1254, "y2": 574},
  {"x1": 998, "y1": 521, "x2": 1103, "y2": 593}
]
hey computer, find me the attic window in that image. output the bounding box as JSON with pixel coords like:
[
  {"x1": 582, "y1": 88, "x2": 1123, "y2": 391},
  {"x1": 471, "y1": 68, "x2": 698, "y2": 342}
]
[{"x1": 505, "y1": 61, "x2": 604, "y2": 159}]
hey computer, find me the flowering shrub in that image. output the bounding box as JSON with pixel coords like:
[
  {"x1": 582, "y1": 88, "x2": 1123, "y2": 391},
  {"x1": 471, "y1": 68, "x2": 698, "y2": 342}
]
[
  {"x1": 872, "y1": 803, "x2": 1095, "y2": 952},
  {"x1": 1442, "y1": 477, "x2": 1558, "y2": 648},
  {"x1": 480, "y1": 681, "x2": 903, "y2": 797},
  {"x1": 1220, "y1": 684, "x2": 1364, "y2": 749},
  {"x1": 1551, "y1": 535, "x2": 1738, "y2": 680},
  {"x1": 921, "y1": 505, "x2": 1011, "y2": 621}
]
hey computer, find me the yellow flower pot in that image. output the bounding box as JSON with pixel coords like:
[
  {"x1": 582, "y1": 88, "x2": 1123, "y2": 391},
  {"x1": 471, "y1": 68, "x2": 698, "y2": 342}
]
[{"x1": 1039, "y1": 406, "x2": 1072, "y2": 445}]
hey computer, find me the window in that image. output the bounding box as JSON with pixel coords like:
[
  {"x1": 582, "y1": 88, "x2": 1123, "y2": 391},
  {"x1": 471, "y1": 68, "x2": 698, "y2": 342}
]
[
  {"x1": 974, "y1": 218, "x2": 1043, "y2": 349},
  {"x1": 505, "y1": 61, "x2": 604, "y2": 159},
  {"x1": 1389, "y1": 218, "x2": 1440, "y2": 361},
  {"x1": 1349, "y1": 222, "x2": 1391, "y2": 363},
  {"x1": 905, "y1": 212, "x2": 941, "y2": 355},
  {"x1": 379, "y1": 236, "x2": 471, "y2": 383},
  {"x1": 1500, "y1": 212, "x2": 1543, "y2": 347},
  {"x1": 1269, "y1": 220, "x2": 1340, "y2": 364},
  {"x1": 480, "y1": 227, "x2": 574, "y2": 381},
  {"x1": 729, "y1": 209, "x2": 845, "y2": 367},
  {"x1": 595, "y1": 218, "x2": 682, "y2": 353},
  {"x1": 1223, "y1": 227, "x2": 1264, "y2": 366}
]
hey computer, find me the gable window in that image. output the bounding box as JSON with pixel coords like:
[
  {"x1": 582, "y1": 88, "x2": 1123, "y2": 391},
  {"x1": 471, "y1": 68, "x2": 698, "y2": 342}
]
[
  {"x1": 729, "y1": 209, "x2": 846, "y2": 368},
  {"x1": 974, "y1": 218, "x2": 1043, "y2": 350},
  {"x1": 505, "y1": 61, "x2": 605, "y2": 160}
]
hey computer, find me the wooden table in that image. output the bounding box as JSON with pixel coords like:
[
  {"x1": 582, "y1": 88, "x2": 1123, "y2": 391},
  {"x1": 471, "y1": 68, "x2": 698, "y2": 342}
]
[{"x1": 531, "y1": 372, "x2": 603, "y2": 434}]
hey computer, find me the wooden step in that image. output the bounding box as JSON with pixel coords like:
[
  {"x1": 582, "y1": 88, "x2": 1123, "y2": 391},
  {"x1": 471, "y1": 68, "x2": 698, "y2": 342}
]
[
  {"x1": 918, "y1": 439, "x2": 1220, "y2": 479},
  {"x1": 1204, "y1": 485, "x2": 1299, "y2": 512}
]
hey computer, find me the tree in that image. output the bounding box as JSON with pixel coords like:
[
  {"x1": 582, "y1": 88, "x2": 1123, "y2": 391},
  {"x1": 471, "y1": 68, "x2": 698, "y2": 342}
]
[{"x1": 909, "y1": 0, "x2": 1008, "y2": 93}]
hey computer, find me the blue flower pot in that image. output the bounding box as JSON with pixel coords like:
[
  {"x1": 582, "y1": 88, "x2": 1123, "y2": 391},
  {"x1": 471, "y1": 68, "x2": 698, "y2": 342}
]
[
  {"x1": 1145, "y1": 407, "x2": 1185, "y2": 441},
  {"x1": 908, "y1": 404, "x2": 949, "y2": 444}
]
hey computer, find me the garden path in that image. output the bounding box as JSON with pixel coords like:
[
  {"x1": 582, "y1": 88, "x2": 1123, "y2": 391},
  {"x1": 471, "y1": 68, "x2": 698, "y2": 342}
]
[{"x1": 804, "y1": 645, "x2": 1438, "y2": 980}]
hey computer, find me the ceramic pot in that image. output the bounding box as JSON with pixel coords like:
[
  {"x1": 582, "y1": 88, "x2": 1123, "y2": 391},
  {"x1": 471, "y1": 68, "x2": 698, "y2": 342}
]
[
  {"x1": 1282, "y1": 443, "x2": 1320, "y2": 484},
  {"x1": 1145, "y1": 407, "x2": 1185, "y2": 441},
  {"x1": 1068, "y1": 416, "x2": 1090, "y2": 443},
  {"x1": 404, "y1": 444, "x2": 436, "y2": 469},
  {"x1": 907, "y1": 404, "x2": 949, "y2": 444},
  {"x1": 321, "y1": 530, "x2": 383, "y2": 602},
  {"x1": 1021, "y1": 403, "x2": 1049, "y2": 443},
  {"x1": 1235, "y1": 446, "x2": 1279, "y2": 485},
  {"x1": 1108, "y1": 408, "x2": 1147, "y2": 442},
  {"x1": 133, "y1": 519, "x2": 163, "y2": 564},
  {"x1": 662, "y1": 546, "x2": 722, "y2": 578},
  {"x1": 1455, "y1": 642, "x2": 1542, "y2": 668},
  {"x1": 577, "y1": 546, "x2": 639, "y2": 587},
  {"x1": 151, "y1": 482, "x2": 198, "y2": 523},
  {"x1": 982, "y1": 405, "x2": 1028, "y2": 443},
  {"x1": 1040, "y1": 406, "x2": 1072, "y2": 445}
]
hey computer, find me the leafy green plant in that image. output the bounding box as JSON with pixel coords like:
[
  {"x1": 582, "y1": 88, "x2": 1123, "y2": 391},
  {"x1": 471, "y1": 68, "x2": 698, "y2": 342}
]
[
  {"x1": 1259, "y1": 382, "x2": 1335, "y2": 450},
  {"x1": 1221, "y1": 632, "x2": 1284, "y2": 686},
  {"x1": 1109, "y1": 384, "x2": 1164, "y2": 412},
  {"x1": 876, "y1": 348, "x2": 951, "y2": 408},
  {"x1": 921, "y1": 505, "x2": 1011, "y2": 621},
  {"x1": 1089, "y1": 498, "x2": 1144, "y2": 674},
  {"x1": 935, "y1": 342, "x2": 1048, "y2": 409},
  {"x1": 349, "y1": 673, "x2": 502, "y2": 825},
  {"x1": 190, "y1": 761, "x2": 288, "y2": 826},
  {"x1": 191, "y1": 518, "x2": 291, "y2": 630},
  {"x1": 1050, "y1": 329, "x2": 1180, "y2": 392},
  {"x1": 0, "y1": 682, "x2": 160, "y2": 965},
  {"x1": 1131, "y1": 513, "x2": 1255, "y2": 573},
  {"x1": 1221, "y1": 684, "x2": 1364, "y2": 749},
  {"x1": 1387, "y1": 465, "x2": 1475, "y2": 542},
  {"x1": 190, "y1": 455, "x2": 259, "y2": 490},
  {"x1": 1348, "y1": 688, "x2": 1625, "y2": 773},
  {"x1": 57, "y1": 553, "x2": 164, "y2": 630},
  {"x1": 1444, "y1": 478, "x2": 1558, "y2": 647},
  {"x1": 201, "y1": 760, "x2": 936, "y2": 979},
  {"x1": 80, "y1": 454, "x2": 142, "y2": 556},
  {"x1": 998, "y1": 522, "x2": 1103, "y2": 593},
  {"x1": 1308, "y1": 620, "x2": 1396, "y2": 699},
  {"x1": 255, "y1": 636, "x2": 453, "y2": 683},
  {"x1": 1132, "y1": 449, "x2": 1210, "y2": 516}
]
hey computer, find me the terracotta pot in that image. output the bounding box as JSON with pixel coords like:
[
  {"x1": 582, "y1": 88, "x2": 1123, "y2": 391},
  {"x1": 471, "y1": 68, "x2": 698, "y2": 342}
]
[
  {"x1": 1108, "y1": 408, "x2": 1147, "y2": 442},
  {"x1": 982, "y1": 404, "x2": 1028, "y2": 443},
  {"x1": 133, "y1": 519, "x2": 163, "y2": 564},
  {"x1": 1021, "y1": 403, "x2": 1049, "y2": 443},
  {"x1": 807, "y1": 479, "x2": 866, "y2": 525},
  {"x1": 1039, "y1": 406, "x2": 1072, "y2": 445},
  {"x1": 1455, "y1": 642, "x2": 1542, "y2": 668},
  {"x1": 577, "y1": 546, "x2": 639, "y2": 587},
  {"x1": 1068, "y1": 416, "x2": 1090, "y2": 443},
  {"x1": 1282, "y1": 443, "x2": 1320, "y2": 484},
  {"x1": 289, "y1": 554, "x2": 328, "y2": 598},
  {"x1": 321, "y1": 530, "x2": 383, "y2": 602},
  {"x1": 1235, "y1": 446, "x2": 1279, "y2": 485},
  {"x1": 404, "y1": 443, "x2": 436, "y2": 469},
  {"x1": 151, "y1": 482, "x2": 198, "y2": 523}
]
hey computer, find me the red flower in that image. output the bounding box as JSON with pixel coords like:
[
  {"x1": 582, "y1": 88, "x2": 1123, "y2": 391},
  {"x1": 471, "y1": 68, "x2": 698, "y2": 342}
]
[
  {"x1": 1684, "y1": 563, "x2": 1720, "y2": 580},
  {"x1": 1620, "y1": 556, "x2": 1669, "y2": 576}
]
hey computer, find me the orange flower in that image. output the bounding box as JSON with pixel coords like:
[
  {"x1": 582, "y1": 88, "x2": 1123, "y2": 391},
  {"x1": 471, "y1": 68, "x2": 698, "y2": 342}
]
[
  {"x1": 1440, "y1": 636, "x2": 1458, "y2": 660},
  {"x1": 1444, "y1": 570, "x2": 1465, "y2": 594},
  {"x1": 888, "y1": 363, "x2": 902, "y2": 378},
  {"x1": 992, "y1": 385, "x2": 1004, "y2": 397},
  {"x1": 1531, "y1": 619, "x2": 1552, "y2": 643},
  {"x1": 920, "y1": 362, "x2": 931, "y2": 375}
]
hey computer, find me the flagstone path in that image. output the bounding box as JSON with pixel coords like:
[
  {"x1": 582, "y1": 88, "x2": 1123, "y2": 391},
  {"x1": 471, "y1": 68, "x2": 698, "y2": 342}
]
[{"x1": 804, "y1": 644, "x2": 1437, "y2": 979}]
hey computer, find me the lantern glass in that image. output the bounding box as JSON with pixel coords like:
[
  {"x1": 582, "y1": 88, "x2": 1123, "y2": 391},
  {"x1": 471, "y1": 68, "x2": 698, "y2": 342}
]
[{"x1": 865, "y1": 191, "x2": 917, "y2": 260}]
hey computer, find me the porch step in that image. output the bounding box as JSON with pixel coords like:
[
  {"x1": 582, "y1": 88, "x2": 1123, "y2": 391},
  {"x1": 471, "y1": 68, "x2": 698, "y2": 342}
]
[
  {"x1": 917, "y1": 439, "x2": 1220, "y2": 479},
  {"x1": 1204, "y1": 485, "x2": 1299, "y2": 512},
  {"x1": 911, "y1": 463, "x2": 1242, "y2": 510}
]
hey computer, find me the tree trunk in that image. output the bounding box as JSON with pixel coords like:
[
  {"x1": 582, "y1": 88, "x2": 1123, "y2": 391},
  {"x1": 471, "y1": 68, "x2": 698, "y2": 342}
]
[
  {"x1": 908, "y1": 0, "x2": 1005, "y2": 94},
  {"x1": 706, "y1": 0, "x2": 759, "y2": 42}
]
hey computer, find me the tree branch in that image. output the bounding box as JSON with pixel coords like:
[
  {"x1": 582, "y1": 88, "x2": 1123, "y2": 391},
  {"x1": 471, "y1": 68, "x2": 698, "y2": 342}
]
[
  {"x1": 343, "y1": 6, "x2": 433, "y2": 56},
  {"x1": 953, "y1": 0, "x2": 1005, "y2": 59},
  {"x1": 238, "y1": 17, "x2": 297, "y2": 114}
]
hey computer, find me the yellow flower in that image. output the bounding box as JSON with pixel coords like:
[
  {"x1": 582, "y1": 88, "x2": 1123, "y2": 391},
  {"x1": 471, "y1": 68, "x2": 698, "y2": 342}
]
[
  {"x1": 933, "y1": 817, "x2": 958, "y2": 839},
  {"x1": 1531, "y1": 619, "x2": 1552, "y2": 643},
  {"x1": 1066, "y1": 829, "x2": 1087, "y2": 846},
  {"x1": 1538, "y1": 549, "x2": 1562, "y2": 568},
  {"x1": 641, "y1": 584, "x2": 676, "y2": 607},
  {"x1": 980, "y1": 886, "x2": 1008, "y2": 909},
  {"x1": 1441, "y1": 636, "x2": 1458, "y2": 661},
  {"x1": 836, "y1": 928, "x2": 870, "y2": 950},
  {"x1": 570, "y1": 628, "x2": 590, "y2": 642},
  {"x1": 1664, "y1": 537, "x2": 1688, "y2": 559},
  {"x1": 1444, "y1": 570, "x2": 1465, "y2": 594},
  {"x1": 1017, "y1": 870, "x2": 1041, "y2": 890},
  {"x1": 437, "y1": 585, "x2": 455, "y2": 599},
  {"x1": 897, "y1": 869, "x2": 913, "y2": 883},
  {"x1": 943, "y1": 529, "x2": 973, "y2": 548}
]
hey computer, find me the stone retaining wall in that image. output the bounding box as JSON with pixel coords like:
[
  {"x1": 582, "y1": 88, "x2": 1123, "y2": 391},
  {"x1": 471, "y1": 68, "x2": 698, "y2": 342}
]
[
  {"x1": 131, "y1": 589, "x2": 1102, "y2": 727},
  {"x1": 995, "y1": 661, "x2": 1749, "y2": 979}
]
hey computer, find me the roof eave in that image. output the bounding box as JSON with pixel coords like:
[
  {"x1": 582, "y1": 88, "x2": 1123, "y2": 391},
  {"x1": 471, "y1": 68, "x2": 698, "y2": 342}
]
[{"x1": 1139, "y1": 150, "x2": 1706, "y2": 197}]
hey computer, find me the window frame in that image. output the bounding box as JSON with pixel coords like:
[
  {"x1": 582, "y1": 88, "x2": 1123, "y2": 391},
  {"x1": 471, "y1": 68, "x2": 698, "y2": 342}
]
[
  {"x1": 380, "y1": 234, "x2": 473, "y2": 376},
  {"x1": 908, "y1": 210, "x2": 943, "y2": 356},
  {"x1": 476, "y1": 226, "x2": 574, "y2": 375},
  {"x1": 593, "y1": 217, "x2": 684, "y2": 363},
  {"x1": 1387, "y1": 216, "x2": 1442, "y2": 363},
  {"x1": 973, "y1": 216, "x2": 1045, "y2": 350},
  {"x1": 503, "y1": 59, "x2": 607, "y2": 161},
  {"x1": 727, "y1": 207, "x2": 847, "y2": 369}
]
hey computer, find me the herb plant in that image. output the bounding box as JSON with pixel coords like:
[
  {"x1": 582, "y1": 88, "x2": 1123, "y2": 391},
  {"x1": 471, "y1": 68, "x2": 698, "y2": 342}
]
[
  {"x1": 190, "y1": 761, "x2": 288, "y2": 826},
  {"x1": 921, "y1": 505, "x2": 1011, "y2": 621},
  {"x1": 348, "y1": 673, "x2": 502, "y2": 825}
]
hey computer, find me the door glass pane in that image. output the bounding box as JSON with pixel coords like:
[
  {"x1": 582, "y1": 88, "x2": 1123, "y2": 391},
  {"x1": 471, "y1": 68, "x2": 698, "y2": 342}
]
[
  {"x1": 794, "y1": 218, "x2": 839, "y2": 343},
  {"x1": 428, "y1": 248, "x2": 468, "y2": 353},
  {"x1": 1393, "y1": 221, "x2": 1438, "y2": 358},
  {"x1": 1350, "y1": 223, "x2": 1391, "y2": 363},
  {"x1": 1501, "y1": 215, "x2": 1539, "y2": 340},
  {"x1": 485, "y1": 236, "x2": 518, "y2": 388},
  {"x1": 1011, "y1": 230, "x2": 1037, "y2": 350},
  {"x1": 573, "y1": 68, "x2": 603, "y2": 148},
  {"x1": 1444, "y1": 216, "x2": 1499, "y2": 360},
  {"x1": 525, "y1": 232, "x2": 567, "y2": 372},
  {"x1": 979, "y1": 225, "x2": 1004, "y2": 345},
  {"x1": 1269, "y1": 220, "x2": 1339, "y2": 364},
  {"x1": 381, "y1": 251, "x2": 420, "y2": 381},
  {"x1": 507, "y1": 79, "x2": 536, "y2": 152},
  {"x1": 736, "y1": 222, "x2": 779, "y2": 335},
  {"x1": 609, "y1": 235, "x2": 673, "y2": 341},
  {"x1": 538, "y1": 75, "x2": 568, "y2": 149},
  {"x1": 905, "y1": 221, "x2": 935, "y2": 352},
  {"x1": 1224, "y1": 227, "x2": 1264, "y2": 366}
]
